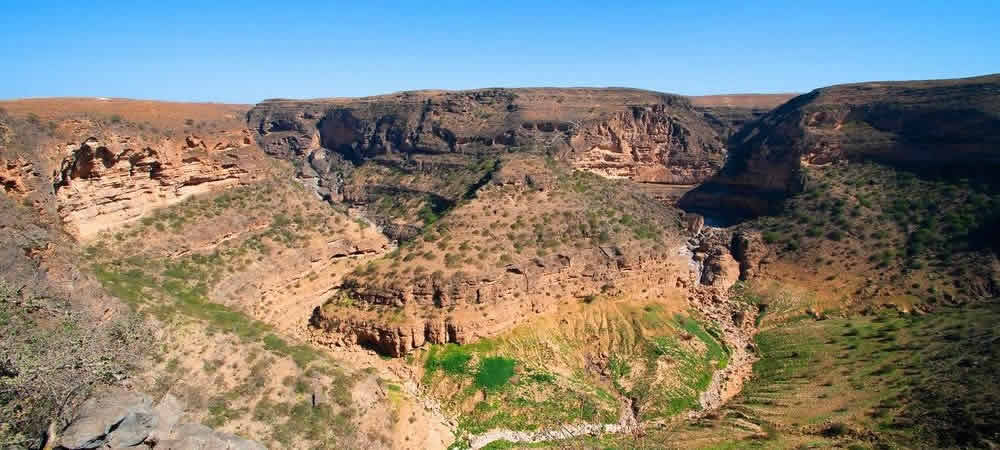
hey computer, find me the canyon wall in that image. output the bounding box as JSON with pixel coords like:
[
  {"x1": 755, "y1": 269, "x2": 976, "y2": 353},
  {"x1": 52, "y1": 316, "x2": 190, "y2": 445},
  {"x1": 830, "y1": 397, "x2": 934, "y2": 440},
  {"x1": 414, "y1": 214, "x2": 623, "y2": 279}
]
[
  {"x1": 0, "y1": 102, "x2": 264, "y2": 240},
  {"x1": 52, "y1": 131, "x2": 258, "y2": 238},
  {"x1": 681, "y1": 74, "x2": 1000, "y2": 217},
  {"x1": 247, "y1": 88, "x2": 727, "y2": 235}
]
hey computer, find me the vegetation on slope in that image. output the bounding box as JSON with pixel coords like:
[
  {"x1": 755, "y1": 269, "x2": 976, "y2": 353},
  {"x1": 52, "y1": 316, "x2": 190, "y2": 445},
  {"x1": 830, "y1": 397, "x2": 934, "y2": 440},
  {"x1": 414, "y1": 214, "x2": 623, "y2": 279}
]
[
  {"x1": 0, "y1": 280, "x2": 149, "y2": 449},
  {"x1": 744, "y1": 160, "x2": 1000, "y2": 310},
  {"x1": 86, "y1": 176, "x2": 386, "y2": 448},
  {"x1": 706, "y1": 283, "x2": 1000, "y2": 449},
  {"x1": 514, "y1": 282, "x2": 1000, "y2": 450},
  {"x1": 418, "y1": 299, "x2": 729, "y2": 447},
  {"x1": 345, "y1": 155, "x2": 678, "y2": 293}
]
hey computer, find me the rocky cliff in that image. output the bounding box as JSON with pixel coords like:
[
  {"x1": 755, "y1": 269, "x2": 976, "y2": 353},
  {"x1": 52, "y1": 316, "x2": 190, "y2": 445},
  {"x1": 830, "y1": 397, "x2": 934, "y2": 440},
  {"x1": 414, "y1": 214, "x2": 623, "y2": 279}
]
[
  {"x1": 308, "y1": 155, "x2": 710, "y2": 356},
  {"x1": 681, "y1": 74, "x2": 1000, "y2": 217},
  {"x1": 248, "y1": 88, "x2": 726, "y2": 238},
  {"x1": 52, "y1": 131, "x2": 260, "y2": 239},
  {"x1": 0, "y1": 100, "x2": 265, "y2": 240}
]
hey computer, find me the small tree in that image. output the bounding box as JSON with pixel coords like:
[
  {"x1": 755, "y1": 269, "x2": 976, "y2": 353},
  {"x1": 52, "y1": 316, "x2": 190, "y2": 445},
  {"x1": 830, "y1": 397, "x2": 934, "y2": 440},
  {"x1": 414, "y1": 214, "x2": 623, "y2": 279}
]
[{"x1": 0, "y1": 280, "x2": 149, "y2": 448}]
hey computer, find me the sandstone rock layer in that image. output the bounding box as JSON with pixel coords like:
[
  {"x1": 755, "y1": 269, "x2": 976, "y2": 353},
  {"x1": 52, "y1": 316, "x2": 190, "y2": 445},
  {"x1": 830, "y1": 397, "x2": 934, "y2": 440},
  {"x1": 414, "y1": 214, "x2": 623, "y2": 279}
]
[
  {"x1": 52, "y1": 133, "x2": 259, "y2": 239},
  {"x1": 682, "y1": 74, "x2": 1000, "y2": 217}
]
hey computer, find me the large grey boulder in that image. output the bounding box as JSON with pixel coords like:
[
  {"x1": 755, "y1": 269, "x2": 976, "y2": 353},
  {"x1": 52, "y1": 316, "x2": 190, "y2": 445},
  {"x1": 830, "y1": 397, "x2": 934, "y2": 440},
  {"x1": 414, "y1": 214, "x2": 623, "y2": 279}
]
[
  {"x1": 57, "y1": 390, "x2": 266, "y2": 450},
  {"x1": 146, "y1": 393, "x2": 184, "y2": 442},
  {"x1": 58, "y1": 390, "x2": 153, "y2": 449}
]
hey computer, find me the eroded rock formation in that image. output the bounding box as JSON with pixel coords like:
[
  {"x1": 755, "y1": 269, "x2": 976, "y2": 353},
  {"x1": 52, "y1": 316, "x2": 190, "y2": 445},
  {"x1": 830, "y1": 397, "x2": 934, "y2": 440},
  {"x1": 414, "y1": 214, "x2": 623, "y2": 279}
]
[
  {"x1": 311, "y1": 251, "x2": 691, "y2": 357},
  {"x1": 682, "y1": 74, "x2": 1000, "y2": 217},
  {"x1": 248, "y1": 88, "x2": 726, "y2": 235},
  {"x1": 569, "y1": 104, "x2": 723, "y2": 184},
  {"x1": 0, "y1": 157, "x2": 38, "y2": 196},
  {"x1": 52, "y1": 134, "x2": 258, "y2": 239},
  {"x1": 308, "y1": 156, "x2": 694, "y2": 356}
]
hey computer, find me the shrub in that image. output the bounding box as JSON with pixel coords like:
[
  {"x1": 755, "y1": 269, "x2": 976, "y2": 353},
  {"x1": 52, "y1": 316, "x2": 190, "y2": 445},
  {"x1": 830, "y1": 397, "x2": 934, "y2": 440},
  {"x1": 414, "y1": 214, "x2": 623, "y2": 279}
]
[
  {"x1": 0, "y1": 280, "x2": 150, "y2": 447},
  {"x1": 475, "y1": 357, "x2": 516, "y2": 391}
]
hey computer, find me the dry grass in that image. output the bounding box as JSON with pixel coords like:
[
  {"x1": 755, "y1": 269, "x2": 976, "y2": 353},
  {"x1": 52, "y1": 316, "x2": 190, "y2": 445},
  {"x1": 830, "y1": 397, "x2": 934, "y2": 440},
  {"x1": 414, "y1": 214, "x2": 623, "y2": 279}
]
[{"x1": 0, "y1": 97, "x2": 248, "y2": 129}]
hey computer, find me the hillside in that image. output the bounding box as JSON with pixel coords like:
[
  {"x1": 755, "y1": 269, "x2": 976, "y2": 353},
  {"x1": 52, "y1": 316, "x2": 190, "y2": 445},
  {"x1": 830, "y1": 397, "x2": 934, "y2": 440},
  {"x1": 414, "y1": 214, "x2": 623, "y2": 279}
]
[
  {"x1": 682, "y1": 74, "x2": 1000, "y2": 218},
  {"x1": 0, "y1": 100, "x2": 423, "y2": 449},
  {"x1": 311, "y1": 154, "x2": 692, "y2": 355},
  {"x1": 248, "y1": 88, "x2": 727, "y2": 239}
]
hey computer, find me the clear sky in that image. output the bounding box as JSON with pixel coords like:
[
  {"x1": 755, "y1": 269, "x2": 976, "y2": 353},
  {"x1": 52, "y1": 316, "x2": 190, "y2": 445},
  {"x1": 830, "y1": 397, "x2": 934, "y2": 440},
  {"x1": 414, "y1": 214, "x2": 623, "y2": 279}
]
[{"x1": 2, "y1": 1, "x2": 998, "y2": 103}]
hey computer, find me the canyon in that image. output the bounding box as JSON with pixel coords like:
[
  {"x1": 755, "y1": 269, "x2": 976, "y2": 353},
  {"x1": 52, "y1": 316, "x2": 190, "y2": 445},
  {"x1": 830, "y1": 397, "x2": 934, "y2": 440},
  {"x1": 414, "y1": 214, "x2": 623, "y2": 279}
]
[{"x1": 2, "y1": 74, "x2": 999, "y2": 450}]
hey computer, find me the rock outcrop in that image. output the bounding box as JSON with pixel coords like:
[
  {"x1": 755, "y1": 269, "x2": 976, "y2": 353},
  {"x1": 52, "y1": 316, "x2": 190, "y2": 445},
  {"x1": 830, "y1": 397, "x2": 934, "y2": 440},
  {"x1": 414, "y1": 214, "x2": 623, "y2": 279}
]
[
  {"x1": 308, "y1": 156, "x2": 692, "y2": 356},
  {"x1": 56, "y1": 390, "x2": 265, "y2": 450},
  {"x1": 52, "y1": 134, "x2": 259, "y2": 239},
  {"x1": 732, "y1": 230, "x2": 769, "y2": 280},
  {"x1": 312, "y1": 250, "x2": 689, "y2": 357},
  {"x1": 0, "y1": 157, "x2": 39, "y2": 196},
  {"x1": 569, "y1": 104, "x2": 723, "y2": 184},
  {"x1": 248, "y1": 88, "x2": 726, "y2": 236},
  {"x1": 249, "y1": 89, "x2": 723, "y2": 172},
  {"x1": 681, "y1": 74, "x2": 1000, "y2": 218}
]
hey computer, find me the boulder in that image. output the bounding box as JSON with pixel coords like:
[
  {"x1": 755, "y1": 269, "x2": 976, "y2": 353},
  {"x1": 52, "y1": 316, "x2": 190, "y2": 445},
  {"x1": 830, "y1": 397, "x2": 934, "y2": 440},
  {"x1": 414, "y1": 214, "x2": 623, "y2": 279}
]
[
  {"x1": 59, "y1": 390, "x2": 265, "y2": 450},
  {"x1": 58, "y1": 390, "x2": 153, "y2": 449},
  {"x1": 147, "y1": 393, "x2": 184, "y2": 443},
  {"x1": 700, "y1": 250, "x2": 741, "y2": 291},
  {"x1": 732, "y1": 231, "x2": 768, "y2": 280}
]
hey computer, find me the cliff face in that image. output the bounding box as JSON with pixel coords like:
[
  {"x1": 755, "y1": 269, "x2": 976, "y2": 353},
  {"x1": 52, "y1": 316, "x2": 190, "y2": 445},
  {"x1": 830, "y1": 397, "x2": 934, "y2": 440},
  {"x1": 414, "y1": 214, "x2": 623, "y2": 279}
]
[
  {"x1": 0, "y1": 99, "x2": 265, "y2": 240},
  {"x1": 307, "y1": 155, "x2": 703, "y2": 356},
  {"x1": 569, "y1": 104, "x2": 723, "y2": 184},
  {"x1": 52, "y1": 130, "x2": 259, "y2": 239},
  {"x1": 681, "y1": 74, "x2": 1000, "y2": 217},
  {"x1": 247, "y1": 88, "x2": 726, "y2": 237},
  {"x1": 249, "y1": 88, "x2": 723, "y2": 163}
]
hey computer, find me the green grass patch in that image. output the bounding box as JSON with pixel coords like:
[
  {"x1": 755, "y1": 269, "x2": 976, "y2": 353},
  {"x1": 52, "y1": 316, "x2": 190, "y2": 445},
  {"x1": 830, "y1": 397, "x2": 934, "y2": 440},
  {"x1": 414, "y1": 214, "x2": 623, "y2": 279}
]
[{"x1": 425, "y1": 344, "x2": 474, "y2": 376}]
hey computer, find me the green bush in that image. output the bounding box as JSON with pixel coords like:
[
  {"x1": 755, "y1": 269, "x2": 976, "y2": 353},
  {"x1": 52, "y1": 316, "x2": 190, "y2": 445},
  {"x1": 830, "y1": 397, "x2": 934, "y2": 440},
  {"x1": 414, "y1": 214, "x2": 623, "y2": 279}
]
[{"x1": 475, "y1": 357, "x2": 516, "y2": 391}]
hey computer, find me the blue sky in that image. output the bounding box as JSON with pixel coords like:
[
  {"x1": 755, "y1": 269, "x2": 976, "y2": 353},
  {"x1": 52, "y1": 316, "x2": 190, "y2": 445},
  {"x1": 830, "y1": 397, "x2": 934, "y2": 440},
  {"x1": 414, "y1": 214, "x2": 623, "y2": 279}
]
[{"x1": 2, "y1": 1, "x2": 998, "y2": 103}]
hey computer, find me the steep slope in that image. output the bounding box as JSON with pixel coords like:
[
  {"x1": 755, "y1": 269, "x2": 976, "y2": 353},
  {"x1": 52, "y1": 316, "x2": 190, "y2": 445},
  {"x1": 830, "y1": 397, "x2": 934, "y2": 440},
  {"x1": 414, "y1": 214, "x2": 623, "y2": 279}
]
[
  {"x1": 517, "y1": 290, "x2": 1000, "y2": 450},
  {"x1": 0, "y1": 100, "x2": 269, "y2": 448},
  {"x1": 0, "y1": 100, "x2": 415, "y2": 449},
  {"x1": 677, "y1": 74, "x2": 1000, "y2": 307},
  {"x1": 248, "y1": 88, "x2": 726, "y2": 239},
  {"x1": 681, "y1": 74, "x2": 1000, "y2": 218},
  {"x1": 304, "y1": 153, "x2": 766, "y2": 448},
  {"x1": 0, "y1": 98, "x2": 263, "y2": 240},
  {"x1": 309, "y1": 155, "x2": 695, "y2": 356}
]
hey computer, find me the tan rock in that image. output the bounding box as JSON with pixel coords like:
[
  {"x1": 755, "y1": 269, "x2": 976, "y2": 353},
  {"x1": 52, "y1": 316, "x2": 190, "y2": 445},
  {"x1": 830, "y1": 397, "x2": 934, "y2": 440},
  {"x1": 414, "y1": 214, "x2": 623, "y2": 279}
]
[{"x1": 52, "y1": 136, "x2": 257, "y2": 239}]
